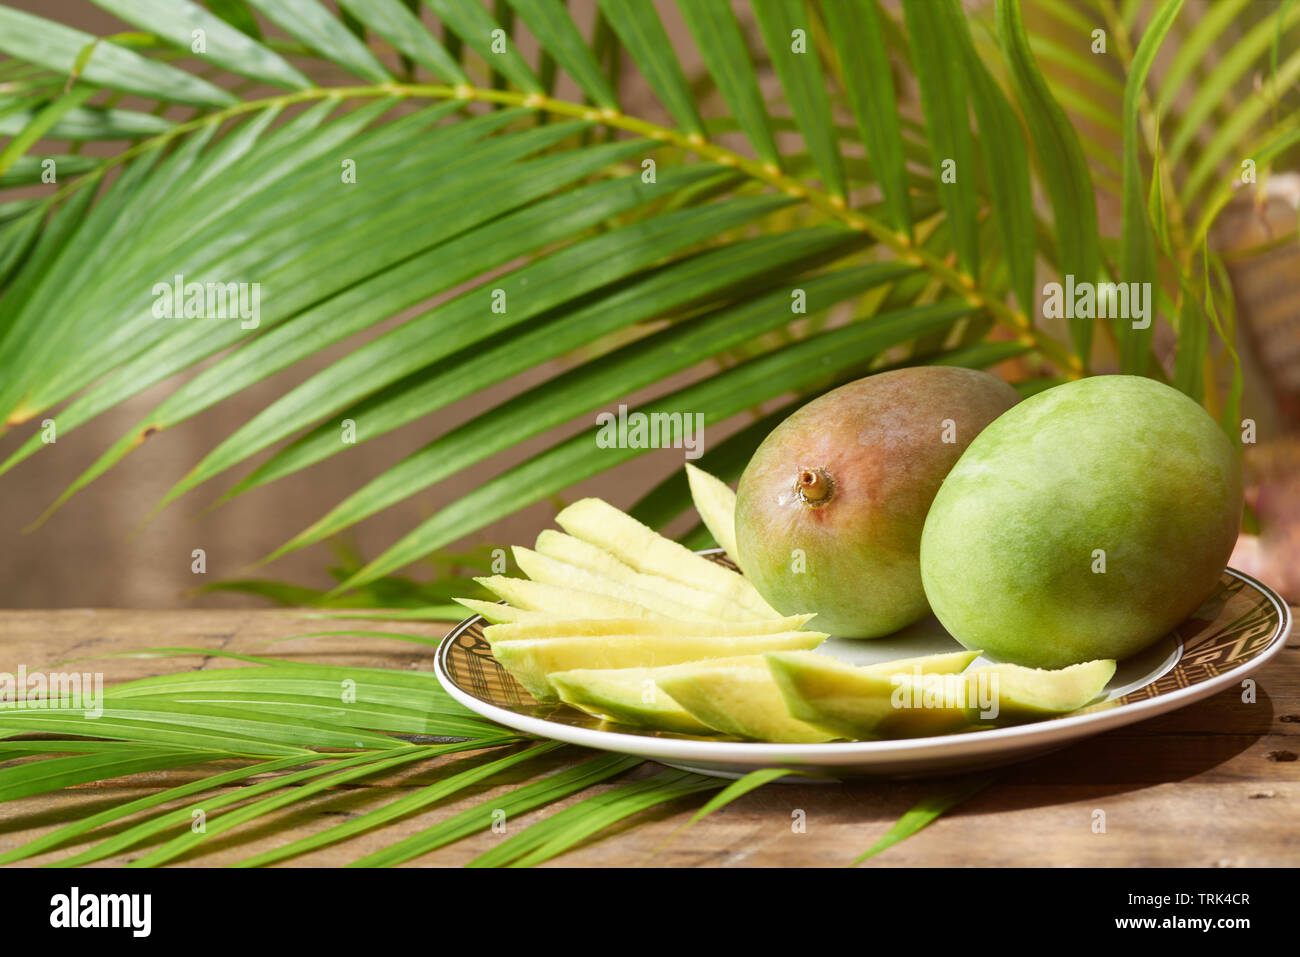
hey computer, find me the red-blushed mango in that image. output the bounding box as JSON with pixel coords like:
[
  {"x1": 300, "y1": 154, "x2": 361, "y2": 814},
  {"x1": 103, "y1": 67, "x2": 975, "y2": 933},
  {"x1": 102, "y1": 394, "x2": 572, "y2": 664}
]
[
  {"x1": 920, "y1": 375, "x2": 1244, "y2": 669},
  {"x1": 734, "y1": 367, "x2": 1020, "y2": 637}
]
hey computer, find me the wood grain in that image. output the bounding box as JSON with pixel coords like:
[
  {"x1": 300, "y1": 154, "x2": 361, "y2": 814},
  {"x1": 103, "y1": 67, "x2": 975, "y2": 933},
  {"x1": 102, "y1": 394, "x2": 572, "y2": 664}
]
[{"x1": 0, "y1": 609, "x2": 1296, "y2": 867}]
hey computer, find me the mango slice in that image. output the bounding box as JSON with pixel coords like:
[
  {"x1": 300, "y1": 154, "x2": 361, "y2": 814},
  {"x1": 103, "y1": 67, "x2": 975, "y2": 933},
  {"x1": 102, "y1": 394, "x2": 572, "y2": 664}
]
[
  {"x1": 554, "y1": 650, "x2": 983, "y2": 740},
  {"x1": 492, "y1": 631, "x2": 826, "y2": 701},
  {"x1": 512, "y1": 547, "x2": 759, "y2": 622},
  {"x1": 454, "y1": 598, "x2": 536, "y2": 624},
  {"x1": 484, "y1": 614, "x2": 815, "y2": 642},
  {"x1": 657, "y1": 663, "x2": 837, "y2": 743},
  {"x1": 532, "y1": 531, "x2": 759, "y2": 621},
  {"x1": 549, "y1": 657, "x2": 771, "y2": 733},
  {"x1": 771, "y1": 649, "x2": 981, "y2": 678},
  {"x1": 964, "y1": 659, "x2": 1116, "y2": 722},
  {"x1": 685, "y1": 463, "x2": 741, "y2": 561},
  {"x1": 768, "y1": 652, "x2": 1112, "y2": 739},
  {"x1": 475, "y1": 574, "x2": 670, "y2": 620},
  {"x1": 766, "y1": 650, "x2": 984, "y2": 739},
  {"x1": 554, "y1": 497, "x2": 780, "y2": 618}
]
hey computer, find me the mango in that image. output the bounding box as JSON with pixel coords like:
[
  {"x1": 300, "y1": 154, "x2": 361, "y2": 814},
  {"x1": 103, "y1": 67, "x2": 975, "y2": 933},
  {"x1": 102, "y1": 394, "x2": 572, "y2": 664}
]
[
  {"x1": 550, "y1": 673, "x2": 715, "y2": 735},
  {"x1": 766, "y1": 650, "x2": 983, "y2": 739},
  {"x1": 965, "y1": 659, "x2": 1116, "y2": 722},
  {"x1": 483, "y1": 613, "x2": 815, "y2": 642},
  {"x1": 735, "y1": 367, "x2": 1020, "y2": 637},
  {"x1": 491, "y1": 630, "x2": 826, "y2": 701},
  {"x1": 454, "y1": 597, "x2": 534, "y2": 624},
  {"x1": 685, "y1": 463, "x2": 742, "y2": 560},
  {"x1": 531, "y1": 532, "x2": 759, "y2": 621},
  {"x1": 555, "y1": 497, "x2": 780, "y2": 617},
  {"x1": 550, "y1": 656, "x2": 768, "y2": 734},
  {"x1": 511, "y1": 547, "x2": 757, "y2": 622},
  {"x1": 920, "y1": 375, "x2": 1243, "y2": 668},
  {"x1": 474, "y1": 575, "x2": 669, "y2": 619},
  {"x1": 556, "y1": 650, "x2": 979, "y2": 738},
  {"x1": 656, "y1": 662, "x2": 838, "y2": 742}
]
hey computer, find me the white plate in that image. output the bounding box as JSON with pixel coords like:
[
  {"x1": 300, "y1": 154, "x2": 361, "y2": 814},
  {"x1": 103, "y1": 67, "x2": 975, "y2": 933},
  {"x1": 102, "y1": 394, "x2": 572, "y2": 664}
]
[{"x1": 434, "y1": 560, "x2": 1291, "y2": 779}]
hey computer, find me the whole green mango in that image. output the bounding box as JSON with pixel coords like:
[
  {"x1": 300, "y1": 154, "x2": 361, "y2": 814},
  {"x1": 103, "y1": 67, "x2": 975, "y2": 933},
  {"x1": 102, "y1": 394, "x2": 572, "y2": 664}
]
[{"x1": 920, "y1": 375, "x2": 1243, "y2": 668}]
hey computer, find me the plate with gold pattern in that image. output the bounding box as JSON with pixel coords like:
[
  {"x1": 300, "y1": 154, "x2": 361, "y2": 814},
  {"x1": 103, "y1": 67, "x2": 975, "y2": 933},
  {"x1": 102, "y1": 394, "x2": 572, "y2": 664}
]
[{"x1": 434, "y1": 552, "x2": 1291, "y2": 779}]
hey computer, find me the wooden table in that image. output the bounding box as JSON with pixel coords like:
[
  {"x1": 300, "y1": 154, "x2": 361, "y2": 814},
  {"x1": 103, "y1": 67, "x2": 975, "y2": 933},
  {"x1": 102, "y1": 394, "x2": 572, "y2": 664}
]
[{"x1": 1, "y1": 608, "x2": 1297, "y2": 867}]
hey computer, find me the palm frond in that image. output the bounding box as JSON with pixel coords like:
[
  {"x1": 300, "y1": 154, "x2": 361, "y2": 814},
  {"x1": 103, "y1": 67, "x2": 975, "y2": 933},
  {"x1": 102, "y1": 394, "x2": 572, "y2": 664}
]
[
  {"x1": 996, "y1": 0, "x2": 1100, "y2": 356},
  {"x1": 0, "y1": 0, "x2": 1288, "y2": 861},
  {"x1": 847, "y1": 772, "x2": 999, "y2": 867},
  {"x1": 1118, "y1": 0, "x2": 1182, "y2": 374},
  {"x1": 0, "y1": 0, "x2": 1124, "y2": 575},
  {"x1": 0, "y1": 0, "x2": 1250, "y2": 560}
]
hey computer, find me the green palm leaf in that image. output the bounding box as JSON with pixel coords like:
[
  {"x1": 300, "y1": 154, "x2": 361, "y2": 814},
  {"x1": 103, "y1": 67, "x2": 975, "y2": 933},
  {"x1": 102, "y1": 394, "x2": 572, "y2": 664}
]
[
  {"x1": 0, "y1": 700, "x2": 401, "y2": 751},
  {"x1": 0, "y1": 636, "x2": 1013, "y2": 868},
  {"x1": 1118, "y1": 0, "x2": 1183, "y2": 374},
  {"x1": 257, "y1": 240, "x2": 895, "y2": 560},
  {"x1": 1179, "y1": 52, "x2": 1300, "y2": 203},
  {"x1": 1155, "y1": 0, "x2": 1252, "y2": 110},
  {"x1": 596, "y1": 0, "x2": 704, "y2": 136},
  {"x1": 0, "y1": 0, "x2": 1120, "y2": 572},
  {"x1": 848, "y1": 772, "x2": 998, "y2": 866},
  {"x1": 468, "y1": 767, "x2": 721, "y2": 867},
  {"x1": 161, "y1": 188, "x2": 791, "y2": 508},
  {"x1": 244, "y1": 0, "x2": 393, "y2": 81},
  {"x1": 349, "y1": 750, "x2": 640, "y2": 867},
  {"x1": 0, "y1": 6, "x2": 237, "y2": 106},
  {"x1": 1165, "y1": 1, "x2": 1300, "y2": 171},
  {"x1": 0, "y1": 85, "x2": 96, "y2": 178},
  {"x1": 508, "y1": 0, "x2": 617, "y2": 108},
  {"x1": 339, "y1": 0, "x2": 470, "y2": 83},
  {"x1": 752, "y1": 0, "x2": 845, "y2": 200},
  {"x1": 900, "y1": 0, "x2": 979, "y2": 278},
  {"x1": 207, "y1": 0, "x2": 264, "y2": 38},
  {"x1": 128, "y1": 744, "x2": 449, "y2": 867},
  {"x1": 0, "y1": 753, "x2": 321, "y2": 866},
  {"x1": 996, "y1": 0, "x2": 1100, "y2": 357},
  {"x1": 0, "y1": 1, "x2": 1268, "y2": 862},
  {"x1": 15, "y1": 133, "x2": 660, "y2": 510},
  {"x1": 677, "y1": 0, "x2": 779, "y2": 167},
  {"x1": 822, "y1": 0, "x2": 912, "y2": 234},
  {"x1": 0, "y1": 101, "x2": 174, "y2": 139},
  {"x1": 89, "y1": 0, "x2": 313, "y2": 90},
  {"x1": 425, "y1": 0, "x2": 541, "y2": 92},
  {"x1": 53, "y1": 742, "x2": 497, "y2": 867},
  {"x1": 950, "y1": 2, "x2": 1036, "y2": 316},
  {"x1": 0, "y1": 154, "x2": 100, "y2": 187},
  {"x1": 0, "y1": 748, "x2": 213, "y2": 803},
  {"x1": 234, "y1": 741, "x2": 566, "y2": 866}
]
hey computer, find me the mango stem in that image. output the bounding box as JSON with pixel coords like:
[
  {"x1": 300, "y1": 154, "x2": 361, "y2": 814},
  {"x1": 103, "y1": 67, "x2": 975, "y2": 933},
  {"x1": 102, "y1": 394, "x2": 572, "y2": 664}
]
[{"x1": 796, "y1": 468, "x2": 834, "y2": 506}]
